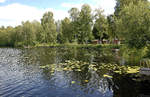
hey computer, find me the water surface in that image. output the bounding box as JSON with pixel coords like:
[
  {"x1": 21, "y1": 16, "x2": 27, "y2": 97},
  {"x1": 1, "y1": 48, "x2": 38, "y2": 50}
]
[{"x1": 0, "y1": 47, "x2": 148, "y2": 97}]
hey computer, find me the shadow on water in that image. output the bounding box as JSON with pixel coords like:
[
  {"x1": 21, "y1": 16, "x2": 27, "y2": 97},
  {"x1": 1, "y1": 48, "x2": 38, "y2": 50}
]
[
  {"x1": 112, "y1": 73, "x2": 150, "y2": 97},
  {"x1": 0, "y1": 47, "x2": 150, "y2": 97}
]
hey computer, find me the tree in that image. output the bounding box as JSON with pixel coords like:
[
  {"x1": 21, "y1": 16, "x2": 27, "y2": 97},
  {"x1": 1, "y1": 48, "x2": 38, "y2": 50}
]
[
  {"x1": 21, "y1": 21, "x2": 37, "y2": 46},
  {"x1": 68, "y1": 7, "x2": 80, "y2": 42},
  {"x1": 115, "y1": 0, "x2": 148, "y2": 16},
  {"x1": 14, "y1": 25, "x2": 23, "y2": 46},
  {"x1": 116, "y1": 1, "x2": 150, "y2": 48},
  {"x1": 41, "y1": 11, "x2": 57, "y2": 44},
  {"x1": 78, "y1": 4, "x2": 93, "y2": 44},
  {"x1": 61, "y1": 17, "x2": 72, "y2": 43},
  {"x1": 31, "y1": 20, "x2": 43, "y2": 43},
  {"x1": 56, "y1": 20, "x2": 62, "y2": 43},
  {"x1": 69, "y1": 8, "x2": 80, "y2": 22},
  {"x1": 92, "y1": 9, "x2": 108, "y2": 41},
  {"x1": 6, "y1": 26, "x2": 16, "y2": 46},
  {"x1": 0, "y1": 26, "x2": 15, "y2": 46},
  {"x1": 107, "y1": 15, "x2": 117, "y2": 40}
]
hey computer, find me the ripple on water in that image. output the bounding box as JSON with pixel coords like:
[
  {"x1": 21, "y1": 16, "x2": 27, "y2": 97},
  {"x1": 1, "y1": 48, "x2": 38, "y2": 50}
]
[{"x1": 0, "y1": 48, "x2": 113, "y2": 97}]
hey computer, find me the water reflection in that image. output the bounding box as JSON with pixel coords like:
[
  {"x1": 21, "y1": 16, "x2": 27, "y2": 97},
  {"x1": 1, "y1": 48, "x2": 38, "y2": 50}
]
[
  {"x1": 112, "y1": 74, "x2": 150, "y2": 97},
  {"x1": 0, "y1": 47, "x2": 149, "y2": 97}
]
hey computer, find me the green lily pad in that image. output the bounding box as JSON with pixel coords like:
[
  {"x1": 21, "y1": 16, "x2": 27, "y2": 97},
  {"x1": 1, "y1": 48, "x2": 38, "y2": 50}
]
[
  {"x1": 71, "y1": 81, "x2": 76, "y2": 84},
  {"x1": 103, "y1": 74, "x2": 113, "y2": 78}
]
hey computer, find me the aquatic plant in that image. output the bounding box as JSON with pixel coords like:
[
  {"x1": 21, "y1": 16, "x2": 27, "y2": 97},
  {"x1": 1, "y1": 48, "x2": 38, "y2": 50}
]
[
  {"x1": 40, "y1": 60, "x2": 141, "y2": 79},
  {"x1": 99, "y1": 63, "x2": 140, "y2": 74}
]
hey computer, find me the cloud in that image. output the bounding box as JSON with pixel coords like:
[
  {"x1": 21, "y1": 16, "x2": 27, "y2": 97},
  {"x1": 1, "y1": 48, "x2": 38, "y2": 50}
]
[
  {"x1": 61, "y1": 3, "x2": 83, "y2": 9},
  {"x1": 0, "y1": 3, "x2": 68, "y2": 27},
  {"x1": 45, "y1": 8, "x2": 69, "y2": 21},
  {"x1": 0, "y1": 0, "x2": 6, "y2": 3},
  {"x1": 61, "y1": 0, "x2": 116, "y2": 15},
  {"x1": 94, "y1": 0, "x2": 116, "y2": 15},
  {"x1": 0, "y1": 0, "x2": 117, "y2": 27}
]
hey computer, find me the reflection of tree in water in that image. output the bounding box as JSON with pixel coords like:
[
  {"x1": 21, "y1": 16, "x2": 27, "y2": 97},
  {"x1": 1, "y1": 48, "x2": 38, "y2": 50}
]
[
  {"x1": 56, "y1": 47, "x2": 97, "y2": 63},
  {"x1": 19, "y1": 47, "x2": 120, "y2": 67},
  {"x1": 19, "y1": 47, "x2": 119, "y2": 96},
  {"x1": 93, "y1": 48, "x2": 119, "y2": 65},
  {"x1": 20, "y1": 47, "x2": 58, "y2": 65},
  {"x1": 112, "y1": 74, "x2": 150, "y2": 97},
  {"x1": 40, "y1": 61, "x2": 113, "y2": 95},
  {"x1": 62, "y1": 65, "x2": 112, "y2": 95},
  {"x1": 37, "y1": 47, "x2": 114, "y2": 95}
]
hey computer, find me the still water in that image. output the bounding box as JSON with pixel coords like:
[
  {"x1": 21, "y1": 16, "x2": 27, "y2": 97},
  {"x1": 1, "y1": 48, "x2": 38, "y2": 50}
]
[{"x1": 0, "y1": 47, "x2": 149, "y2": 97}]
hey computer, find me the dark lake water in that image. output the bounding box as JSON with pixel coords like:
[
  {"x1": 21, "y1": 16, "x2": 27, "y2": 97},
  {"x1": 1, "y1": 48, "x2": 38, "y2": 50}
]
[{"x1": 0, "y1": 47, "x2": 149, "y2": 97}]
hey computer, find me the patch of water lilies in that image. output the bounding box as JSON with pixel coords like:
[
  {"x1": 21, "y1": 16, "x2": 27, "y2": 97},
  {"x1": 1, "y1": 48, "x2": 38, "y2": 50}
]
[
  {"x1": 39, "y1": 60, "x2": 89, "y2": 72},
  {"x1": 99, "y1": 63, "x2": 140, "y2": 74},
  {"x1": 39, "y1": 60, "x2": 141, "y2": 78}
]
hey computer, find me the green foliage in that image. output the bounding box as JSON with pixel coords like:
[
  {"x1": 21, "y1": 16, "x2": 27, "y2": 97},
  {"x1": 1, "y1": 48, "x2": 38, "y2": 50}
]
[
  {"x1": 77, "y1": 4, "x2": 93, "y2": 44},
  {"x1": 99, "y1": 63, "x2": 140, "y2": 74},
  {"x1": 21, "y1": 21, "x2": 37, "y2": 46},
  {"x1": 68, "y1": 8, "x2": 80, "y2": 22},
  {"x1": 68, "y1": 5, "x2": 94, "y2": 44},
  {"x1": 41, "y1": 11, "x2": 57, "y2": 44},
  {"x1": 120, "y1": 46, "x2": 148, "y2": 65},
  {"x1": 15, "y1": 21, "x2": 41, "y2": 46},
  {"x1": 115, "y1": 0, "x2": 148, "y2": 16},
  {"x1": 140, "y1": 58, "x2": 150, "y2": 68},
  {"x1": 60, "y1": 17, "x2": 72, "y2": 43},
  {"x1": 0, "y1": 2, "x2": 149, "y2": 48},
  {"x1": 93, "y1": 9, "x2": 108, "y2": 40},
  {"x1": 107, "y1": 15, "x2": 117, "y2": 40},
  {"x1": 40, "y1": 60, "x2": 141, "y2": 77},
  {"x1": 0, "y1": 4, "x2": 111, "y2": 46},
  {"x1": 116, "y1": 1, "x2": 150, "y2": 49},
  {"x1": 0, "y1": 26, "x2": 15, "y2": 46},
  {"x1": 40, "y1": 60, "x2": 89, "y2": 72},
  {"x1": 68, "y1": 7, "x2": 80, "y2": 43},
  {"x1": 32, "y1": 20, "x2": 43, "y2": 43}
]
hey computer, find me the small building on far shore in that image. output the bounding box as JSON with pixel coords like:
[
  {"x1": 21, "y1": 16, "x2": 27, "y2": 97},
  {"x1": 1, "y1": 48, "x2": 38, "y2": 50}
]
[
  {"x1": 91, "y1": 38, "x2": 124, "y2": 45},
  {"x1": 113, "y1": 39, "x2": 121, "y2": 45}
]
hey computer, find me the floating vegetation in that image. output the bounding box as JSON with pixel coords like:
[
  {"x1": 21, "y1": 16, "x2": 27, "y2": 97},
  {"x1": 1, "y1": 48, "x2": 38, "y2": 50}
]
[
  {"x1": 39, "y1": 65, "x2": 50, "y2": 69},
  {"x1": 99, "y1": 63, "x2": 140, "y2": 74},
  {"x1": 39, "y1": 60, "x2": 141, "y2": 78},
  {"x1": 84, "y1": 80, "x2": 89, "y2": 83},
  {"x1": 71, "y1": 81, "x2": 76, "y2": 84},
  {"x1": 103, "y1": 74, "x2": 113, "y2": 78},
  {"x1": 126, "y1": 66, "x2": 140, "y2": 74},
  {"x1": 39, "y1": 60, "x2": 89, "y2": 73}
]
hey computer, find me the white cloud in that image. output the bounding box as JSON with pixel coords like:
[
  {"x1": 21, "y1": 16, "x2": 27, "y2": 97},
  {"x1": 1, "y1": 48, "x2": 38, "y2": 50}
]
[
  {"x1": 0, "y1": 0, "x2": 117, "y2": 27},
  {"x1": 61, "y1": 3, "x2": 83, "y2": 9},
  {"x1": 0, "y1": 0, "x2": 6, "y2": 3},
  {"x1": 61, "y1": 0, "x2": 116, "y2": 15},
  {"x1": 94, "y1": 0, "x2": 116, "y2": 15},
  {"x1": 45, "y1": 8, "x2": 69, "y2": 21},
  {"x1": 0, "y1": 3, "x2": 68, "y2": 27}
]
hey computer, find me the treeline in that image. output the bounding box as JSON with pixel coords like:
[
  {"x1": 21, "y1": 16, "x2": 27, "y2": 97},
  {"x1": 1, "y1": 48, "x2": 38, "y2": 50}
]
[{"x1": 0, "y1": 0, "x2": 150, "y2": 48}]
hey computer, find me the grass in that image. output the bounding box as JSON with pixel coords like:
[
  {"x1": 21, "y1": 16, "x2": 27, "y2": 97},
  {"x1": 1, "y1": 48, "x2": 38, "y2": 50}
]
[{"x1": 34, "y1": 43, "x2": 122, "y2": 49}]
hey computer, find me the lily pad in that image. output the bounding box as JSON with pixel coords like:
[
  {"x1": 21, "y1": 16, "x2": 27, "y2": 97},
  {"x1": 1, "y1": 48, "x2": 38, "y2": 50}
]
[
  {"x1": 71, "y1": 81, "x2": 76, "y2": 84},
  {"x1": 84, "y1": 80, "x2": 89, "y2": 83},
  {"x1": 103, "y1": 74, "x2": 113, "y2": 78}
]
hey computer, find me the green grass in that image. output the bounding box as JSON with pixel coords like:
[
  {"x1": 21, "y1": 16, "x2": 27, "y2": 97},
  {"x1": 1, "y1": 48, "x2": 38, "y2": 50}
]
[{"x1": 34, "y1": 43, "x2": 123, "y2": 49}]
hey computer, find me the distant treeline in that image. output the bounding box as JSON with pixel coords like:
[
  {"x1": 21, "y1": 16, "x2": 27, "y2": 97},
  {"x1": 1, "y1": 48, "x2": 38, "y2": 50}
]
[{"x1": 0, "y1": 0, "x2": 150, "y2": 49}]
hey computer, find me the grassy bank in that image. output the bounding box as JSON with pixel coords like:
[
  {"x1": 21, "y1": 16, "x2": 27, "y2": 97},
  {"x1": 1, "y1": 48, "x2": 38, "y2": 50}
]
[{"x1": 34, "y1": 43, "x2": 123, "y2": 49}]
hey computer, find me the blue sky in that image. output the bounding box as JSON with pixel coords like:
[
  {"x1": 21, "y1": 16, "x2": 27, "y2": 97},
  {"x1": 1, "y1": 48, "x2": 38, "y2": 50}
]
[
  {"x1": 0, "y1": 0, "x2": 97, "y2": 9},
  {"x1": 0, "y1": 0, "x2": 117, "y2": 26}
]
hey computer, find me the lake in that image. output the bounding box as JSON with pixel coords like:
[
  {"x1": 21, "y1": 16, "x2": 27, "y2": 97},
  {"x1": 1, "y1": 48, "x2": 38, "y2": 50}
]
[{"x1": 0, "y1": 47, "x2": 149, "y2": 97}]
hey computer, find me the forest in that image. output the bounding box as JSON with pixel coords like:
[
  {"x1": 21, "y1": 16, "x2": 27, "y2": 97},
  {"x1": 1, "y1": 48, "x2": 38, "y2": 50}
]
[{"x1": 0, "y1": 0, "x2": 150, "y2": 49}]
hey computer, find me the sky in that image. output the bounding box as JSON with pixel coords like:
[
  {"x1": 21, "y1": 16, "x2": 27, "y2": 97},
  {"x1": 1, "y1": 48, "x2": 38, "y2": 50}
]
[{"x1": 0, "y1": 0, "x2": 117, "y2": 27}]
